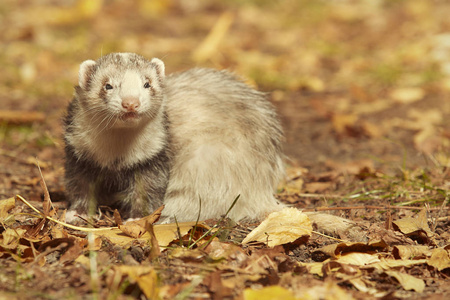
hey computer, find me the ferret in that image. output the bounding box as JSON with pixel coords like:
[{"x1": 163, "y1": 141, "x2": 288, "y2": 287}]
[{"x1": 64, "y1": 52, "x2": 284, "y2": 223}]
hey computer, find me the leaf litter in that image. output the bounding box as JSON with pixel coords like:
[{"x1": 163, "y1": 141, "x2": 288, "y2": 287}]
[{"x1": 0, "y1": 0, "x2": 450, "y2": 299}]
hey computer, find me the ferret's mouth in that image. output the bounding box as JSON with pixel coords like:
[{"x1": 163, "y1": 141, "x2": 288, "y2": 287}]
[{"x1": 119, "y1": 112, "x2": 140, "y2": 121}]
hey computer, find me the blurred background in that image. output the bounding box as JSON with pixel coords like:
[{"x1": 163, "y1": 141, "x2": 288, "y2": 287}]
[{"x1": 1, "y1": 0, "x2": 449, "y2": 198}]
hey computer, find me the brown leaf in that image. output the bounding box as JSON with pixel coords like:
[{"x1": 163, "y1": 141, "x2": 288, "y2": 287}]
[
  {"x1": 204, "y1": 270, "x2": 233, "y2": 299},
  {"x1": 204, "y1": 240, "x2": 247, "y2": 261},
  {"x1": 331, "y1": 113, "x2": 358, "y2": 136},
  {"x1": 118, "y1": 222, "x2": 146, "y2": 239},
  {"x1": 146, "y1": 223, "x2": 161, "y2": 260},
  {"x1": 0, "y1": 197, "x2": 15, "y2": 220},
  {"x1": 191, "y1": 11, "x2": 234, "y2": 62},
  {"x1": 389, "y1": 87, "x2": 425, "y2": 104},
  {"x1": 242, "y1": 208, "x2": 312, "y2": 247},
  {"x1": 113, "y1": 209, "x2": 123, "y2": 226},
  {"x1": 392, "y1": 245, "x2": 431, "y2": 260},
  {"x1": 114, "y1": 265, "x2": 159, "y2": 299},
  {"x1": 59, "y1": 241, "x2": 84, "y2": 264},
  {"x1": 303, "y1": 182, "x2": 335, "y2": 193},
  {"x1": 392, "y1": 209, "x2": 433, "y2": 241},
  {"x1": 428, "y1": 248, "x2": 450, "y2": 271},
  {"x1": 384, "y1": 270, "x2": 425, "y2": 293}
]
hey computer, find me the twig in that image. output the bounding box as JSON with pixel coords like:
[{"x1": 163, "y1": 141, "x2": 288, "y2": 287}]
[
  {"x1": 15, "y1": 195, "x2": 117, "y2": 232},
  {"x1": 301, "y1": 205, "x2": 449, "y2": 212}
]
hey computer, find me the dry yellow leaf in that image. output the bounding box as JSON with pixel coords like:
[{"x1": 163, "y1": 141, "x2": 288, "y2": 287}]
[
  {"x1": 1, "y1": 228, "x2": 26, "y2": 249},
  {"x1": 392, "y1": 245, "x2": 431, "y2": 260},
  {"x1": 314, "y1": 242, "x2": 385, "y2": 259},
  {"x1": 192, "y1": 11, "x2": 234, "y2": 62},
  {"x1": 336, "y1": 252, "x2": 380, "y2": 266},
  {"x1": 371, "y1": 258, "x2": 428, "y2": 271},
  {"x1": 75, "y1": 255, "x2": 90, "y2": 268},
  {"x1": 428, "y1": 247, "x2": 450, "y2": 271},
  {"x1": 92, "y1": 222, "x2": 207, "y2": 247},
  {"x1": 297, "y1": 261, "x2": 325, "y2": 276},
  {"x1": 331, "y1": 114, "x2": 358, "y2": 135},
  {"x1": 118, "y1": 223, "x2": 146, "y2": 239},
  {"x1": 385, "y1": 270, "x2": 425, "y2": 293},
  {"x1": 244, "y1": 286, "x2": 297, "y2": 300},
  {"x1": 389, "y1": 87, "x2": 425, "y2": 104},
  {"x1": 349, "y1": 277, "x2": 384, "y2": 297},
  {"x1": 300, "y1": 282, "x2": 355, "y2": 300},
  {"x1": 392, "y1": 209, "x2": 432, "y2": 235},
  {"x1": 242, "y1": 208, "x2": 312, "y2": 247},
  {"x1": 115, "y1": 265, "x2": 158, "y2": 300},
  {"x1": 0, "y1": 197, "x2": 15, "y2": 219}
]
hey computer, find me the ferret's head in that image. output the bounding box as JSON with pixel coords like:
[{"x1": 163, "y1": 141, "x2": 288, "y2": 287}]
[{"x1": 76, "y1": 53, "x2": 165, "y2": 128}]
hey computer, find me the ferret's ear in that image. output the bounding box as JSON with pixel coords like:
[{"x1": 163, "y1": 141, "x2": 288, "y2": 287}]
[
  {"x1": 78, "y1": 60, "x2": 97, "y2": 90},
  {"x1": 151, "y1": 58, "x2": 165, "y2": 78}
]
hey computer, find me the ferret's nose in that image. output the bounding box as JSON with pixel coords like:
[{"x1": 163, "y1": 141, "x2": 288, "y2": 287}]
[{"x1": 121, "y1": 97, "x2": 140, "y2": 112}]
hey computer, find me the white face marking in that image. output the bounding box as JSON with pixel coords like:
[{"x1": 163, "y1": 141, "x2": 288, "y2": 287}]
[
  {"x1": 105, "y1": 70, "x2": 150, "y2": 122},
  {"x1": 69, "y1": 53, "x2": 167, "y2": 168},
  {"x1": 120, "y1": 70, "x2": 143, "y2": 100}
]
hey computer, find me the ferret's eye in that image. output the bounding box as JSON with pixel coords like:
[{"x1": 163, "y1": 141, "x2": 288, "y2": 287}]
[
  {"x1": 105, "y1": 84, "x2": 113, "y2": 90},
  {"x1": 144, "y1": 82, "x2": 151, "y2": 89}
]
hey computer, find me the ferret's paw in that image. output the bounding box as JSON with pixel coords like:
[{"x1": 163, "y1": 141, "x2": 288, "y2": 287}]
[
  {"x1": 65, "y1": 210, "x2": 87, "y2": 224},
  {"x1": 156, "y1": 216, "x2": 173, "y2": 224},
  {"x1": 124, "y1": 217, "x2": 140, "y2": 224}
]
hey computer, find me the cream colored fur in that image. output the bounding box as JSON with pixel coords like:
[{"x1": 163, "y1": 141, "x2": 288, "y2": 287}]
[
  {"x1": 162, "y1": 69, "x2": 285, "y2": 221},
  {"x1": 66, "y1": 53, "x2": 285, "y2": 222}
]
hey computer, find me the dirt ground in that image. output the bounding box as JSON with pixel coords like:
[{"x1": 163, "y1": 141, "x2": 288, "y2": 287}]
[{"x1": 0, "y1": 1, "x2": 449, "y2": 299}]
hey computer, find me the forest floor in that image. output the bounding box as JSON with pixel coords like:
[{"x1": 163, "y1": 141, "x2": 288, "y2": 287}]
[{"x1": 0, "y1": 0, "x2": 449, "y2": 299}]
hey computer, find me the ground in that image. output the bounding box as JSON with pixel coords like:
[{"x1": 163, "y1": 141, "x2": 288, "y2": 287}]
[{"x1": 0, "y1": 0, "x2": 449, "y2": 299}]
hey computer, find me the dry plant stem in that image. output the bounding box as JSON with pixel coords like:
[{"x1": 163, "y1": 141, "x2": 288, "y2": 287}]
[
  {"x1": 301, "y1": 205, "x2": 449, "y2": 212},
  {"x1": 36, "y1": 159, "x2": 54, "y2": 214},
  {"x1": 311, "y1": 231, "x2": 347, "y2": 242},
  {"x1": 29, "y1": 243, "x2": 68, "y2": 267},
  {"x1": 429, "y1": 199, "x2": 449, "y2": 232},
  {"x1": 189, "y1": 194, "x2": 240, "y2": 249},
  {"x1": 15, "y1": 195, "x2": 118, "y2": 232}
]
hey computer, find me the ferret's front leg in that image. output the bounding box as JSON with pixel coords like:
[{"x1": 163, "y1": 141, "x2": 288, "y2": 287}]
[
  {"x1": 65, "y1": 175, "x2": 97, "y2": 223},
  {"x1": 64, "y1": 149, "x2": 100, "y2": 223}
]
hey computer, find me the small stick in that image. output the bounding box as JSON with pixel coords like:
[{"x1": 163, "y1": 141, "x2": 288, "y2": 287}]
[
  {"x1": 301, "y1": 205, "x2": 449, "y2": 212},
  {"x1": 15, "y1": 195, "x2": 117, "y2": 232}
]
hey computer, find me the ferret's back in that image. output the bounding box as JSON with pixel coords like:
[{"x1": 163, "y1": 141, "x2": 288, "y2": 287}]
[{"x1": 162, "y1": 68, "x2": 284, "y2": 221}]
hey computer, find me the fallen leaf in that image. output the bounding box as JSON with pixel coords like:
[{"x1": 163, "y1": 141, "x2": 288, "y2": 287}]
[
  {"x1": 0, "y1": 228, "x2": 27, "y2": 249},
  {"x1": 115, "y1": 265, "x2": 159, "y2": 299},
  {"x1": 326, "y1": 159, "x2": 375, "y2": 176},
  {"x1": 314, "y1": 242, "x2": 387, "y2": 260},
  {"x1": 243, "y1": 286, "x2": 296, "y2": 300},
  {"x1": 92, "y1": 222, "x2": 209, "y2": 247},
  {"x1": 370, "y1": 257, "x2": 428, "y2": 271},
  {"x1": 428, "y1": 247, "x2": 450, "y2": 271},
  {"x1": 389, "y1": 87, "x2": 425, "y2": 104},
  {"x1": 331, "y1": 113, "x2": 358, "y2": 136},
  {"x1": 146, "y1": 223, "x2": 160, "y2": 260},
  {"x1": 192, "y1": 11, "x2": 234, "y2": 62},
  {"x1": 336, "y1": 252, "x2": 380, "y2": 266},
  {"x1": 392, "y1": 209, "x2": 433, "y2": 240},
  {"x1": 168, "y1": 247, "x2": 207, "y2": 262},
  {"x1": 118, "y1": 223, "x2": 146, "y2": 238},
  {"x1": 204, "y1": 240, "x2": 247, "y2": 261},
  {"x1": 242, "y1": 208, "x2": 312, "y2": 247},
  {"x1": 125, "y1": 205, "x2": 165, "y2": 228},
  {"x1": 303, "y1": 182, "x2": 334, "y2": 193},
  {"x1": 0, "y1": 197, "x2": 15, "y2": 219},
  {"x1": 392, "y1": 245, "x2": 431, "y2": 260},
  {"x1": 385, "y1": 270, "x2": 425, "y2": 293}
]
